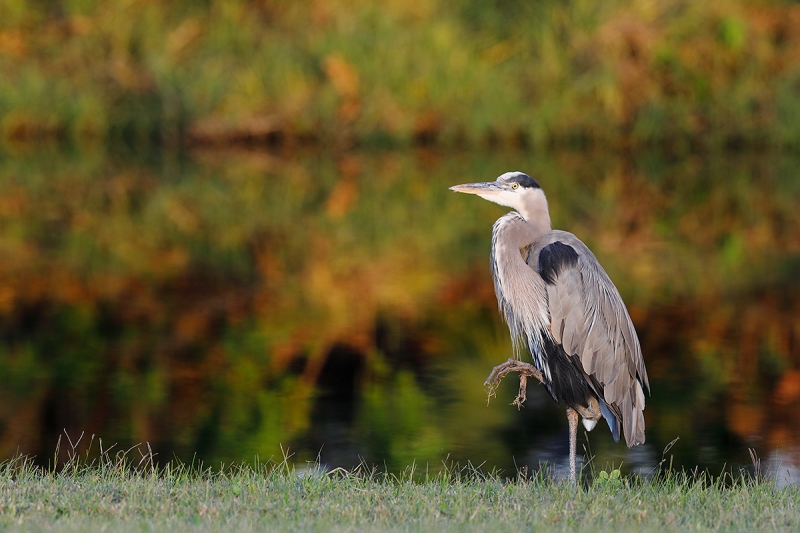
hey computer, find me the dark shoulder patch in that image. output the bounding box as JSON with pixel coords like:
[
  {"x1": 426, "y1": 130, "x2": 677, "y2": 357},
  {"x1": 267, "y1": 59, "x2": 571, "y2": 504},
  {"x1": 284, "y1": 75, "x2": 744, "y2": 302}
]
[
  {"x1": 538, "y1": 242, "x2": 579, "y2": 285},
  {"x1": 508, "y1": 172, "x2": 540, "y2": 189}
]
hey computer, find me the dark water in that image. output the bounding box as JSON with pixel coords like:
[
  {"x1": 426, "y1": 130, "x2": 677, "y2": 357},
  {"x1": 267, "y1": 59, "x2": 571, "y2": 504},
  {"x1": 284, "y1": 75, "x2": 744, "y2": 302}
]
[{"x1": 0, "y1": 146, "x2": 798, "y2": 485}]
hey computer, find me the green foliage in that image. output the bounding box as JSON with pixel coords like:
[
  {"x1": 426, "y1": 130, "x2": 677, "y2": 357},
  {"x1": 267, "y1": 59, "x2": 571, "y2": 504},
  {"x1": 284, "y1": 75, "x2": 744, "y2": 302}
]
[
  {"x1": 0, "y1": 147, "x2": 799, "y2": 473},
  {"x1": 593, "y1": 468, "x2": 622, "y2": 487},
  {"x1": 3, "y1": 1, "x2": 800, "y2": 147},
  {"x1": 718, "y1": 17, "x2": 747, "y2": 51}
]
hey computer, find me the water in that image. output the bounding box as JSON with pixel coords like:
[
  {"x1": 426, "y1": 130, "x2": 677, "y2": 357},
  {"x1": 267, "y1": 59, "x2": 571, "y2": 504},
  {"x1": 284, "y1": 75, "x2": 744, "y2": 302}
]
[{"x1": 0, "y1": 146, "x2": 798, "y2": 483}]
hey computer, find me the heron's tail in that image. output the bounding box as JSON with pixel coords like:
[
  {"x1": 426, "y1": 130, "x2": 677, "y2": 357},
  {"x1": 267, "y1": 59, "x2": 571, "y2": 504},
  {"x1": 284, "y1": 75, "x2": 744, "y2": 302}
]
[{"x1": 598, "y1": 399, "x2": 620, "y2": 443}]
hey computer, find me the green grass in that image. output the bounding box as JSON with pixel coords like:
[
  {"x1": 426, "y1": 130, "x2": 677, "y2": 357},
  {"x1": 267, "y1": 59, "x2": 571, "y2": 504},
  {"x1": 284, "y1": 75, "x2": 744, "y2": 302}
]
[{"x1": 0, "y1": 439, "x2": 797, "y2": 532}]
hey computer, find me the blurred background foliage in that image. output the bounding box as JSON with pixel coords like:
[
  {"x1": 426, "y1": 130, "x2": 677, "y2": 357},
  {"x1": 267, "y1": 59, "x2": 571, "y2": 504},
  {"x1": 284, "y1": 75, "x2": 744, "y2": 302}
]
[
  {"x1": 0, "y1": 0, "x2": 799, "y2": 478},
  {"x1": 4, "y1": 0, "x2": 800, "y2": 148},
  {"x1": 0, "y1": 146, "x2": 798, "y2": 475}
]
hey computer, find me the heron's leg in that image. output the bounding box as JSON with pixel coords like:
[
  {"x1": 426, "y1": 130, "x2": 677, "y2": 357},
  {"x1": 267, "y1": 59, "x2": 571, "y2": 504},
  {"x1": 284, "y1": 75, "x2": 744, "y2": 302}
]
[
  {"x1": 567, "y1": 407, "x2": 579, "y2": 486},
  {"x1": 484, "y1": 358, "x2": 544, "y2": 408}
]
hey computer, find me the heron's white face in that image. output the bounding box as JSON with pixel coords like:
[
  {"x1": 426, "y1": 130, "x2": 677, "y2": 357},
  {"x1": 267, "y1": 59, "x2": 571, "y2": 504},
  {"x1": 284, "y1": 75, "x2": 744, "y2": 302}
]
[{"x1": 449, "y1": 171, "x2": 549, "y2": 222}]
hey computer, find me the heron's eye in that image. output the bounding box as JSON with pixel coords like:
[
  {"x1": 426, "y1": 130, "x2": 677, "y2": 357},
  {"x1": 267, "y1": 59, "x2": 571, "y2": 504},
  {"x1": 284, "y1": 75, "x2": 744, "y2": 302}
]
[{"x1": 511, "y1": 183, "x2": 519, "y2": 190}]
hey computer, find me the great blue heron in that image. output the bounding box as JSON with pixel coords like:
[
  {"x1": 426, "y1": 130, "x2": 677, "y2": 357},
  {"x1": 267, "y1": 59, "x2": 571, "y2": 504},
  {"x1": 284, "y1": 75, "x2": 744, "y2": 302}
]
[{"x1": 451, "y1": 171, "x2": 649, "y2": 485}]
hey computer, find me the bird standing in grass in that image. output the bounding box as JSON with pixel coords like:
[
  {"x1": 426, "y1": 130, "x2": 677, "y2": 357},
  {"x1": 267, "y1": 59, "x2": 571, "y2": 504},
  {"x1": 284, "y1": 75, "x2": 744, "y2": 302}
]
[{"x1": 450, "y1": 171, "x2": 649, "y2": 485}]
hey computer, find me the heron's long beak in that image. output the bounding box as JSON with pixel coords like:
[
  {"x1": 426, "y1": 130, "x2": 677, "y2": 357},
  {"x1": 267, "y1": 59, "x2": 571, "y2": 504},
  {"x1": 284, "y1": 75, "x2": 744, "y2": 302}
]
[{"x1": 449, "y1": 181, "x2": 504, "y2": 195}]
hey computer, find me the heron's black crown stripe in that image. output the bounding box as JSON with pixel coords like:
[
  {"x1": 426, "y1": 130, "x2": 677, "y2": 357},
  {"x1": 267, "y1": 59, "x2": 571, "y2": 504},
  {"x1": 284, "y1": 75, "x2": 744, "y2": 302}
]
[
  {"x1": 508, "y1": 173, "x2": 540, "y2": 189},
  {"x1": 538, "y1": 242, "x2": 579, "y2": 285}
]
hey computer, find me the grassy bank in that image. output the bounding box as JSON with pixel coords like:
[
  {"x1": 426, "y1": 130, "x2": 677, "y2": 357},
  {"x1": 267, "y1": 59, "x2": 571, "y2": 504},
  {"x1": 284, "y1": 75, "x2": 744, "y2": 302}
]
[
  {"x1": 0, "y1": 449, "x2": 797, "y2": 532},
  {"x1": 4, "y1": 1, "x2": 800, "y2": 149}
]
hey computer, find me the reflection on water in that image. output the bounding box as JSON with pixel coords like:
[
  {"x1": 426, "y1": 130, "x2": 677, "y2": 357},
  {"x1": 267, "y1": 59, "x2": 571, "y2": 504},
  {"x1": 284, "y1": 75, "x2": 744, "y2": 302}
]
[{"x1": 0, "y1": 146, "x2": 798, "y2": 483}]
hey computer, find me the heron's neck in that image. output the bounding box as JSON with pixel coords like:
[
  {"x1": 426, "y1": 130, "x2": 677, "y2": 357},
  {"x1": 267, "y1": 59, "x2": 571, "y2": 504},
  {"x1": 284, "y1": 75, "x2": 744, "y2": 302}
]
[
  {"x1": 493, "y1": 212, "x2": 546, "y2": 252},
  {"x1": 517, "y1": 201, "x2": 551, "y2": 242},
  {"x1": 490, "y1": 213, "x2": 552, "y2": 359}
]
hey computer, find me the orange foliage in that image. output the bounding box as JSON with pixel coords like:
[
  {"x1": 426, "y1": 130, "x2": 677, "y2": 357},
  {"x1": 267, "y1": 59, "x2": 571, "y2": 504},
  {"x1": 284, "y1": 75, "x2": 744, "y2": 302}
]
[{"x1": 775, "y1": 371, "x2": 800, "y2": 406}]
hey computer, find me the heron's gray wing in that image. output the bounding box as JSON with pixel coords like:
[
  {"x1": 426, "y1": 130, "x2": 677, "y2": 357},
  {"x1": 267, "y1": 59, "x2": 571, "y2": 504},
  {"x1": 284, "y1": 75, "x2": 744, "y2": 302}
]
[{"x1": 533, "y1": 233, "x2": 649, "y2": 447}]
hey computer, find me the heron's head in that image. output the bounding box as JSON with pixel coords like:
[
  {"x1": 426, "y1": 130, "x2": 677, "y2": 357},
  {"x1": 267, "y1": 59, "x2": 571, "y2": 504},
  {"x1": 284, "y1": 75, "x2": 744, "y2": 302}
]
[{"x1": 450, "y1": 171, "x2": 549, "y2": 222}]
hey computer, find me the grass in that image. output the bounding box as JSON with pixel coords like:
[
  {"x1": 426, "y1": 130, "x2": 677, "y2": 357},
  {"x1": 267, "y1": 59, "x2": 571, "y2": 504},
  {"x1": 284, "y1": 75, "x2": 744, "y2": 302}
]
[{"x1": 0, "y1": 436, "x2": 797, "y2": 532}]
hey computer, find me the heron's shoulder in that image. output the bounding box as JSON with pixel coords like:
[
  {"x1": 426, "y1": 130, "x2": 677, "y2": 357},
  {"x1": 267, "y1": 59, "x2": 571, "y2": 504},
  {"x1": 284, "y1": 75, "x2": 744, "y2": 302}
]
[{"x1": 530, "y1": 230, "x2": 595, "y2": 259}]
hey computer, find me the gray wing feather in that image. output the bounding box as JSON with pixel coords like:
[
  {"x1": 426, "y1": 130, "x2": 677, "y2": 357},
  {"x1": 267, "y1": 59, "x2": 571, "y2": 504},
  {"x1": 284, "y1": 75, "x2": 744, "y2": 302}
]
[{"x1": 531, "y1": 231, "x2": 649, "y2": 447}]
